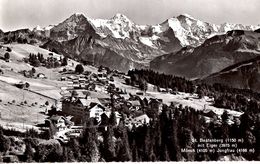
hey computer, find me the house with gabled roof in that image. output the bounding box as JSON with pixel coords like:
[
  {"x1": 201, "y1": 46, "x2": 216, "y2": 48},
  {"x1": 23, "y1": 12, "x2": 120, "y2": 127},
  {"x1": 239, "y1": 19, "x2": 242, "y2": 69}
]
[
  {"x1": 128, "y1": 100, "x2": 141, "y2": 111},
  {"x1": 125, "y1": 114, "x2": 150, "y2": 130},
  {"x1": 46, "y1": 115, "x2": 74, "y2": 132},
  {"x1": 62, "y1": 93, "x2": 104, "y2": 125},
  {"x1": 88, "y1": 103, "x2": 107, "y2": 123}
]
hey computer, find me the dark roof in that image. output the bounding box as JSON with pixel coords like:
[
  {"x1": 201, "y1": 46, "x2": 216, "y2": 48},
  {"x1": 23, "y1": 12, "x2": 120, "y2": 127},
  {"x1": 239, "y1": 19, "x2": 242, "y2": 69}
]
[
  {"x1": 48, "y1": 115, "x2": 64, "y2": 121},
  {"x1": 129, "y1": 100, "x2": 141, "y2": 106},
  {"x1": 88, "y1": 103, "x2": 106, "y2": 111},
  {"x1": 203, "y1": 110, "x2": 218, "y2": 117}
]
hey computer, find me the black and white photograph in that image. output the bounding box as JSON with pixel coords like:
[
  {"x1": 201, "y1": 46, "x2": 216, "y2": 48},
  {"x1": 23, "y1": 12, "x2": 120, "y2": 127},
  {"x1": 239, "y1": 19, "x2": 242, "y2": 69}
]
[{"x1": 0, "y1": 0, "x2": 260, "y2": 162}]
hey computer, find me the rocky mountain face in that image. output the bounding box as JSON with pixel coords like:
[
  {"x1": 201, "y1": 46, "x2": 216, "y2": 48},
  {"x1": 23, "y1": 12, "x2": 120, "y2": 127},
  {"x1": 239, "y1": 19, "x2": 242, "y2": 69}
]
[
  {"x1": 151, "y1": 30, "x2": 260, "y2": 79},
  {"x1": 1, "y1": 13, "x2": 259, "y2": 73},
  {"x1": 41, "y1": 13, "x2": 260, "y2": 72},
  {"x1": 49, "y1": 13, "x2": 97, "y2": 41},
  {"x1": 202, "y1": 56, "x2": 260, "y2": 92}
]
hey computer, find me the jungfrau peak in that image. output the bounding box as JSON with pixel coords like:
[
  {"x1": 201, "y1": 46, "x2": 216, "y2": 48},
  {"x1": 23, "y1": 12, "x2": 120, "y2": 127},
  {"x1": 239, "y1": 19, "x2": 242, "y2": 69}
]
[{"x1": 158, "y1": 13, "x2": 259, "y2": 47}]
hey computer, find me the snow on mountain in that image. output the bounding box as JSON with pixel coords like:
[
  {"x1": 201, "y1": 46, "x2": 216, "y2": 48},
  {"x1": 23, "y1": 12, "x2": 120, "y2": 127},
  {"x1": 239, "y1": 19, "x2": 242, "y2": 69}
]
[
  {"x1": 33, "y1": 25, "x2": 43, "y2": 31},
  {"x1": 89, "y1": 13, "x2": 142, "y2": 39},
  {"x1": 154, "y1": 14, "x2": 260, "y2": 47},
  {"x1": 32, "y1": 13, "x2": 260, "y2": 49},
  {"x1": 101, "y1": 13, "x2": 259, "y2": 48},
  {"x1": 32, "y1": 25, "x2": 54, "y2": 32},
  {"x1": 139, "y1": 36, "x2": 157, "y2": 48},
  {"x1": 32, "y1": 25, "x2": 54, "y2": 38}
]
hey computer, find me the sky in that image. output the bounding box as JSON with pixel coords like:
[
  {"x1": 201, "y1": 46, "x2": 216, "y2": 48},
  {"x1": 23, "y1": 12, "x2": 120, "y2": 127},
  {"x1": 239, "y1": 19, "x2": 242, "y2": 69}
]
[{"x1": 0, "y1": 0, "x2": 260, "y2": 32}]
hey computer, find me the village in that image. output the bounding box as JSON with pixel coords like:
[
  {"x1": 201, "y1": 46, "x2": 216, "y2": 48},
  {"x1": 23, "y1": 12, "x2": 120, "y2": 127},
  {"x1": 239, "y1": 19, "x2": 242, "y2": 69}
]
[
  {"x1": 0, "y1": 44, "x2": 248, "y2": 162},
  {"x1": 40, "y1": 64, "x2": 241, "y2": 143},
  {"x1": 0, "y1": 44, "x2": 243, "y2": 145},
  {"x1": 42, "y1": 66, "x2": 158, "y2": 142}
]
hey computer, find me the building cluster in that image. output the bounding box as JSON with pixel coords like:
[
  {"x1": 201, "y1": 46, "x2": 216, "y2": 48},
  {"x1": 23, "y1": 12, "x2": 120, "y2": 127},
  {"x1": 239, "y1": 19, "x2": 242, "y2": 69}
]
[{"x1": 44, "y1": 69, "x2": 164, "y2": 142}]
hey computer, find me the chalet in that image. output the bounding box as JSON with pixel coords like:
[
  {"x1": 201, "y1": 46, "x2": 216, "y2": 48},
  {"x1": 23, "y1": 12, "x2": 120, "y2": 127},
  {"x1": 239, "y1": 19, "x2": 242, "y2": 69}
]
[
  {"x1": 203, "y1": 110, "x2": 218, "y2": 118},
  {"x1": 22, "y1": 70, "x2": 33, "y2": 78},
  {"x1": 3, "y1": 155, "x2": 19, "y2": 163},
  {"x1": 67, "y1": 81, "x2": 73, "y2": 85},
  {"x1": 73, "y1": 84, "x2": 80, "y2": 89},
  {"x1": 67, "y1": 81, "x2": 73, "y2": 90},
  {"x1": 134, "y1": 114, "x2": 150, "y2": 125},
  {"x1": 159, "y1": 88, "x2": 168, "y2": 93},
  {"x1": 73, "y1": 79, "x2": 79, "y2": 84},
  {"x1": 88, "y1": 103, "x2": 106, "y2": 122},
  {"x1": 97, "y1": 73, "x2": 107, "y2": 80},
  {"x1": 68, "y1": 75, "x2": 77, "y2": 80},
  {"x1": 119, "y1": 93, "x2": 130, "y2": 100},
  {"x1": 62, "y1": 97, "x2": 102, "y2": 125},
  {"x1": 79, "y1": 83, "x2": 86, "y2": 89},
  {"x1": 77, "y1": 74, "x2": 86, "y2": 78},
  {"x1": 125, "y1": 114, "x2": 150, "y2": 130},
  {"x1": 61, "y1": 77, "x2": 66, "y2": 81},
  {"x1": 79, "y1": 77, "x2": 86, "y2": 83},
  {"x1": 136, "y1": 92, "x2": 144, "y2": 96},
  {"x1": 62, "y1": 98, "x2": 88, "y2": 124},
  {"x1": 37, "y1": 73, "x2": 46, "y2": 79},
  {"x1": 95, "y1": 84, "x2": 106, "y2": 92},
  {"x1": 129, "y1": 100, "x2": 141, "y2": 111},
  {"x1": 46, "y1": 115, "x2": 74, "y2": 132}
]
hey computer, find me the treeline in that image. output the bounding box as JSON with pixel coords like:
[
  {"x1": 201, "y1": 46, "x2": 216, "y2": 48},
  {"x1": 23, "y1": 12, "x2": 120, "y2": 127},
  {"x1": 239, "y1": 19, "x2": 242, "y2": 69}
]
[
  {"x1": 24, "y1": 53, "x2": 68, "y2": 68},
  {"x1": 128, "y1": 69, "x2": 260, "y2": 114},
  {"x1": 127, "y1": 69, "x2": 195, "y2": 93},
  {"x1": 197, "y1": 83, "x2": 260, "y2": 113}
]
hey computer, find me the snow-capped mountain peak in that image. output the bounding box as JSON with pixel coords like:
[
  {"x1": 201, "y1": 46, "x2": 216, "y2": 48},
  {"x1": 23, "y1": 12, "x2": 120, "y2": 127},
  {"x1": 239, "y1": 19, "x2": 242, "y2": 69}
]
[
  {"x1": 88, "y1": 13, "x2": 139, "y2": 39},
  {"x1": 177, "y1": 13, "x2": 196, "y2": 20},
  {"x1": 111, "y1": 13, "x2": 131, "y2": 22},
  {"x1": 34, "y1": 25, "x2": 43, "y2": 31},
  {"x1": 33, "y1": 13, "x2": 260, "y2": 48},
  {"x1": 74, "y1": 12, "x2": 85, "y2": 17}
]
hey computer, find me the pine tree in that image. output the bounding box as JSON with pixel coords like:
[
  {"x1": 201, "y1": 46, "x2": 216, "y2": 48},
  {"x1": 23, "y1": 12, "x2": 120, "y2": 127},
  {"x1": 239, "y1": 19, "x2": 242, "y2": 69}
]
[
  {"x1": 62, "y1": 146, "x2": 68, "y2": 162},
  {"x1": 109, "y1": 110, "x2": 117, "y2": 126},
  {"x1": 143, "y1": 124, "x2": 155, "y2": 161},
  {"x1": 68, "y1": 138, "x2": 81, "y2": 160},
  {"x1": 0, "y1": 129, "x2": 10, "y2": 154},
  {"x1": 75, "y1": 64, "x2": 84, "y2": 74},
  {"x1": 133, "y1": 140, "x2": 140, "y2": 161},
  {"x1": 24, "y1": 142, "x2": 34, "y2": 162},
  {"x1": 103, "y1": 126, "x2": 116, "y2": 161},
  {"x1": 81, "y1": 119, "x2": 100, "y2": 162},
  {"x1": 61, "y1": 57, "x2": 68, "y2": 66},
  {"x1": 115, "y1": 123, "x2": 132, "y2": 161}
]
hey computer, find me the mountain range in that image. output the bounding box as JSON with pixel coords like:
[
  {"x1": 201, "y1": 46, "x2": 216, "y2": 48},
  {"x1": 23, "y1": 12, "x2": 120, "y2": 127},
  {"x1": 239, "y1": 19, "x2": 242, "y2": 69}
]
[
  {"x1": 1, "y1": 13, "x2": 260, "y2": 91},
  {"x1": 151, "y1": 30, "x2": 260, "y2": 79}
]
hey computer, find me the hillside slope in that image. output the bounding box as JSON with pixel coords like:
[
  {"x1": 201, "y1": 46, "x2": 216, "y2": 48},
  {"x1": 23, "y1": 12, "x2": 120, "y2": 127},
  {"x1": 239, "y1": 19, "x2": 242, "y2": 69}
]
[{"x1": 202, "y1": 56, "x2": 260, "y2": 92}]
